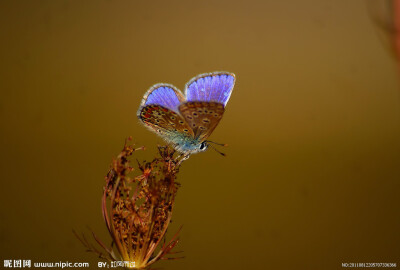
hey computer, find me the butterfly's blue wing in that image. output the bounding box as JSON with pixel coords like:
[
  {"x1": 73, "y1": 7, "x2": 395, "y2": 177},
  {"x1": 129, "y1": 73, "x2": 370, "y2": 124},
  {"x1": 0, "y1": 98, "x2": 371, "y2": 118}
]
[
  {"x1": 184, "y1": 72, "x2": 235, "y2": 106},
  {"x1": 137, "y1": 84, "x2": 185, "y2": 118}
]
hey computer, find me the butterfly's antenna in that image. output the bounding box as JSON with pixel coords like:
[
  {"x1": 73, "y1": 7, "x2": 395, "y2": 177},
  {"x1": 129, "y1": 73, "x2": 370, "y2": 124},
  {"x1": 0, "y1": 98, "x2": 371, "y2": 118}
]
[
  {"x1": 207, "y1": 143, "x2": 226, "y2": 157},
  {"x1": 206, "y1": 140, "x2": 228, "y2": 147}
]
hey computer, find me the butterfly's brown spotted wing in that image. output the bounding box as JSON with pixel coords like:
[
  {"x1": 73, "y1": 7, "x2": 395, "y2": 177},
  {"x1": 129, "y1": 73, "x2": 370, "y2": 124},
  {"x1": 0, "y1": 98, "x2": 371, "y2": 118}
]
[
  {"x1": 178, "y1": 101, "x2": 225, "y2": 141},
  {"x1": 139, "y1": 104, "x2": 194, "y2": 140}
]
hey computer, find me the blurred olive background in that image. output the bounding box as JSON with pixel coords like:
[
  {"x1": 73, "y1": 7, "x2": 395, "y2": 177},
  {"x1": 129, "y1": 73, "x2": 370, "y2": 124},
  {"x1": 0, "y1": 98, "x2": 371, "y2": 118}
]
[{"x1": 1, "y1": 1, "x2": 400, "y2": 269}]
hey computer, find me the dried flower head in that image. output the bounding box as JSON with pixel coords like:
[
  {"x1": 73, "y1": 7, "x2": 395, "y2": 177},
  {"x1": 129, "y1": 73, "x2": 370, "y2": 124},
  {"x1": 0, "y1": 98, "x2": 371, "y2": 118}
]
[{"x1": 75, "y1": 137, "x2": 183, "y2": 269}]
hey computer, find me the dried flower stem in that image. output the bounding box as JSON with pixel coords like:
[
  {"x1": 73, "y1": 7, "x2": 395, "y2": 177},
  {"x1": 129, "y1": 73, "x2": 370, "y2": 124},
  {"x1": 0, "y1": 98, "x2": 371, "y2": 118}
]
[{"x1": 76, "y1": 137, "x2": 184, "y2": 269}]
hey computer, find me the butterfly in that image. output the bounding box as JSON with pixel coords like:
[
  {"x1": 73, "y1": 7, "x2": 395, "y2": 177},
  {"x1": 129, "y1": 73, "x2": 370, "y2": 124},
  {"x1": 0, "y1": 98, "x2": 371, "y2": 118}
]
[{"x1": 137, "y1": 71, "x2": 236, "y2": 156}]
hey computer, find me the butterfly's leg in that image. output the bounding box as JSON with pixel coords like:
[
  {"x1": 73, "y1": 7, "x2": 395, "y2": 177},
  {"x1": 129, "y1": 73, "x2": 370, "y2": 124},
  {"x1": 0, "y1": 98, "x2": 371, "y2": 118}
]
[
  {"x1": 176, "y1": 153, "x2": 190, "y2": 166},
  {"x1": 175, "y1": 150, "x2": 186, "y2": 160}
]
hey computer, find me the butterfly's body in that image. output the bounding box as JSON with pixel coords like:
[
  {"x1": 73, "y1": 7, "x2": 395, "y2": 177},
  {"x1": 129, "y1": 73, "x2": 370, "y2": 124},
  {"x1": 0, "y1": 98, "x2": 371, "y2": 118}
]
[
  {"x1": 159, "y1": 131, "x2": 205, "y2": 154},
  {"x1": 137, "y1": 72, "x2": 235, "y2": 156}
]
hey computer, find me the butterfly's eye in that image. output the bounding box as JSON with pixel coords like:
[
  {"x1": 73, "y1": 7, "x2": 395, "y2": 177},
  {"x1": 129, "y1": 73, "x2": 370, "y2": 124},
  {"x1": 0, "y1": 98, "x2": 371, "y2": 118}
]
[{"x1": 199, "y1": 142, "x2": 208, "y2": 151}]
